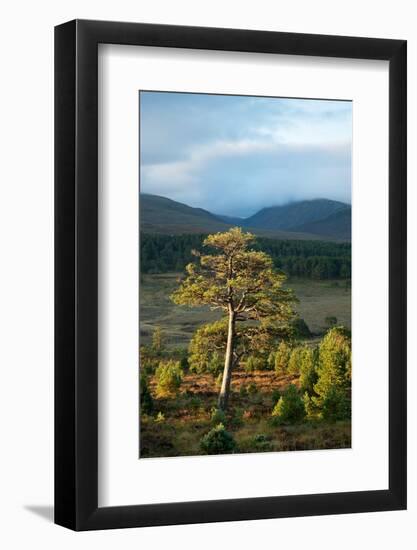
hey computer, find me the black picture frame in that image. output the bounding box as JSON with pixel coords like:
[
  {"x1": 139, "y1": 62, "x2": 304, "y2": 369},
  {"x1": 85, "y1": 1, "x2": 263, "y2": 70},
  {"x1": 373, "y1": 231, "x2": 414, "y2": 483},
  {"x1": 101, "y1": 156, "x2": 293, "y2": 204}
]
[{"x1": 55, "y1": 19, "x2": 407, "y2": 531}]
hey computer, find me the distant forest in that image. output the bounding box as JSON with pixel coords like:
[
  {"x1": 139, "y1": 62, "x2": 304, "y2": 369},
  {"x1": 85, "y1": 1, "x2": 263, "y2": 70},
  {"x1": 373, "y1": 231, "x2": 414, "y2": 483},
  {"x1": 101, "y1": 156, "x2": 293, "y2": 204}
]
[{"x1": 140, "y1": 233, "x2": 351, "y2": 280}]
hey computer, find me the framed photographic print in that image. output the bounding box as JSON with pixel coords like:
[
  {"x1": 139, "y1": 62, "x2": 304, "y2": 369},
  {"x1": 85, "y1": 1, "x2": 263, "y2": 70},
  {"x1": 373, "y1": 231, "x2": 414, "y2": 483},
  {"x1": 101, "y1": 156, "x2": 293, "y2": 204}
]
[{"x1": 55, "y1": 20, "x2": 407, "y2": 530}]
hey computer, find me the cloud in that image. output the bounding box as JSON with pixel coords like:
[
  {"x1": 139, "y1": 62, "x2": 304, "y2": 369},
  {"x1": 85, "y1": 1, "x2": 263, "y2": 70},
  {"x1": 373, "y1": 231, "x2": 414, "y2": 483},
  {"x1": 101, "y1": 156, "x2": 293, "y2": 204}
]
[{"x1": 140, "y1": 92, "x2": 352, "y2": 217}]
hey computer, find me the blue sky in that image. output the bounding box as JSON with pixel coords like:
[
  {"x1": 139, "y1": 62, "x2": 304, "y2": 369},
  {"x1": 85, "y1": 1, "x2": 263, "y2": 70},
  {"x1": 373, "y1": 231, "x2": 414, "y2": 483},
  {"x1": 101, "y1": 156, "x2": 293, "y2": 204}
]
[{"x1": 140, "y1": 91, "x2": 352, "y2": 218}]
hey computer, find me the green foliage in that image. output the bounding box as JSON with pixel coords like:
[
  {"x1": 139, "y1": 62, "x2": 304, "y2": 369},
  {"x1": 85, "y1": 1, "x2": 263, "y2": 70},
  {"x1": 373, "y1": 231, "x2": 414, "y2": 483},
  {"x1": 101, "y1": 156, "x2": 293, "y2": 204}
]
[
  {"x1": 321, "y1": 386, "x2": 351, "y2": 422},
  {"x1": 286, "y1": 344, "x2": 318, "y2": 381},
  {"x1": 252, "y1": 433, "x2": 273, "y2": 451},
  {"x1": 210, "y1": 407, "x2": 227, "y2": 426},
  {"x1": 274, "y1": 341, "x2": 292, "y2": 374},
  {"x1": 139, "y1": 373, "x2": 154, "y2": 415},
  {"x1": 155, "y1": 360, "x2": 183, "y2": 397},
  {"x1": 171, "y1": 228, "x2": 296, "y2": 328},
  {"x1": 172, "y1": 227, "x2": 297, "y2": 409},
  {"x1": 271, "y1": 384, "x2": 306, "y2": 424},
  {"x1": 208, "y1": 352, "x2": 223, "y2": 378},
  {"x1": 152, "y1": 326, "x2": 165, "y2": 354},
  {"x1": 291, "y1": 317, "x2": 311, "y2": 338},
  {"x1": 140, "y1": 233, "x2": 351, "y2": 280},
  {"x1": 313, "y1": 327, "x2": 351, "y2": 419},
  {"x1": 188, "y1": 320, "x2": 228, "y2": 375},
  {"x1": 244, "y1": 355, "x2": 267, "y2": 372},
  {"x1": 200, "y1": 423, "x2": 237, "y2": 455},
  {"x1": 154, "y1": 411, "x2": 165, "y2": 423},
  {"x1": 139, "y1": 345, "x2": 160, "y2": 375},
  {"x1": 189, "y1": 396, "x2": 202, "y2": 409},
  {"x1": 239, "y1": 385, "x2": 248, "y2": 398},
  {"x1": 288, "y1": 346, "x2": 304, "y2": 375},
  {"x1": 244, "y1": 356, "x2": 256, "y2": 373},
  {"x1": 303, "y1": 392, "x2": 317, "y2": 420},
  {"x1": 267, "y1": 351, "x2": 276, "y2": 370},
  {"x1": 180, "y1": 355, "x2": 189, "y2": 371},
  {"x1": 271, "y1": 388, "x2": 281, "y2": 405},
  {"x1": 247, "y1": 383, "x2": 258, "y2": 395},
  {"x1": 231, "y1": 408, "x2": 244, "y2": 428},
  {"x1": 299, "y1": 346, "x2": 318, "y2": 395}
]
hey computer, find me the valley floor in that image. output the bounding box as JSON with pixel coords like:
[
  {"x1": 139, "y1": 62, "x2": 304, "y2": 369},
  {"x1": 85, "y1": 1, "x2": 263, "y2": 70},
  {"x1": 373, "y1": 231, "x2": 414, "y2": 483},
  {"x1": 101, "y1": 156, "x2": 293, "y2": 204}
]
[
  {"x1": 140, "y1": 272, "x2": 351, "y2": 347},
  {"x1": 139, "y1": 271, "x2": 351, "y2": 458}
]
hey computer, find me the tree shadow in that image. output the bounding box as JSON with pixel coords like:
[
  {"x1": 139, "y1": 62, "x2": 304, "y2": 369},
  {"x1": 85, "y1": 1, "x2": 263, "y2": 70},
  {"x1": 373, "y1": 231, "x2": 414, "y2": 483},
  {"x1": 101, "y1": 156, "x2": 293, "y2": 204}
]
[{"x1": 24, "y1": 505, "x2": 54, "y2": 523}]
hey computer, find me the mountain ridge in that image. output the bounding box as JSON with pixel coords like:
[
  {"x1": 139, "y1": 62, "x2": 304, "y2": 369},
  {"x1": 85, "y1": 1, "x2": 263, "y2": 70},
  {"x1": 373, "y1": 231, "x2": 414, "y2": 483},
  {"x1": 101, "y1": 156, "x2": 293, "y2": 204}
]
[
  {"x1": 291, "y1": 206, "x2": 351, "y2": 240},
  {"x1": 242, "y1": 199, "x2": 348, "y2": 231},
  {"x1": 140, "y1": 193, "x2": 351, "y2": 241}
]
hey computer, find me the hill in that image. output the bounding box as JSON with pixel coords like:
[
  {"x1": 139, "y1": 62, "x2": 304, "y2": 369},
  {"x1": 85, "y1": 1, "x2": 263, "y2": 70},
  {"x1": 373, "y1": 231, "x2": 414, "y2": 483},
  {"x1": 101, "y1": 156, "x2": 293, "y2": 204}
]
[
  {"x1": 140, "y1": 194, "x2": 351, "y2": 241},
  {"x1": 140, "y1": 194, "x2": 327, "y2": 240},
  {"x1": 243, "y1": 199, "x2": 348, "y2": 231},
  {"x1": 291, "y1": 206, "x2": 351, "y2": 240},
  {"x1": 215, "y1": 214, "x2": 246, "y2": 225},
  {"x1": 139, "y1": 194, "x2": 232, "y2": 234}
]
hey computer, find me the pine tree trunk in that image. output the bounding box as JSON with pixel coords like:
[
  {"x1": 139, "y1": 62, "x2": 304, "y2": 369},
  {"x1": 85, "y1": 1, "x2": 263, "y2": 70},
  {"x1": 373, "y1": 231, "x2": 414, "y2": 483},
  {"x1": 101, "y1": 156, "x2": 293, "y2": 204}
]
[{"x1": 218, "y1": 308, "x2": 235, "y2": 410}]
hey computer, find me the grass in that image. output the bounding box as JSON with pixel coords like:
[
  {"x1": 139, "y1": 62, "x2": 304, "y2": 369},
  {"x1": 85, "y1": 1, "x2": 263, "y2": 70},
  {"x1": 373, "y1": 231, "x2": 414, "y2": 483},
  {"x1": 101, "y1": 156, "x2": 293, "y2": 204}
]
[
  {"x1": 140, "y1": 273, "x2": 222, "y2": 347},
  {"x1": 288, "y1": 278, "x2": 351, "y2": 334},
  {"x1": 140, "y1": 367, "x2": 351, "y2": 458},
  {"x1": 140, "y1": 273, "x2": 351, "y2": 347}
]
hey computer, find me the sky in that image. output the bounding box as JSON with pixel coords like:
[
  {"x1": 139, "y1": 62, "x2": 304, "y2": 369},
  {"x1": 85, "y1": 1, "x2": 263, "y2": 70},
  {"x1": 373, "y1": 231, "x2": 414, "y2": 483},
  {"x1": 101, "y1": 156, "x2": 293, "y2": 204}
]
[{"x1": 140, "y1": 91, "x2": 352, "y2": 218}]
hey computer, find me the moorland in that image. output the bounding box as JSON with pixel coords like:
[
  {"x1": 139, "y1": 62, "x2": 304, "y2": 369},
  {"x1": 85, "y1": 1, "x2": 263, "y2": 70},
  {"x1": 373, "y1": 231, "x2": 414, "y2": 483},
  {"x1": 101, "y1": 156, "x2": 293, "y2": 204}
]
[{"x1": 139, "y1": 195, "x2": 352, "y2": 458}]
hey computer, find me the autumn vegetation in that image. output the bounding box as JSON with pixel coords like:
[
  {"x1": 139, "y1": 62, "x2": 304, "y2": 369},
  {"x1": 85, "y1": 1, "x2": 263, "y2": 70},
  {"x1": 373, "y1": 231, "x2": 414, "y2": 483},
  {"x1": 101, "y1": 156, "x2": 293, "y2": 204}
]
[{"x1": 139, "y1": 228, "x2": 351, "y2": 457}]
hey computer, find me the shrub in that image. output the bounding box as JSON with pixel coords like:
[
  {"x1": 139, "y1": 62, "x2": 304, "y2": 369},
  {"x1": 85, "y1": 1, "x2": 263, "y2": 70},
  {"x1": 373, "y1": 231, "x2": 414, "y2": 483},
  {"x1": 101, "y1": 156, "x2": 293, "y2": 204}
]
[
  {"x1": 244, "y1": 355, "x2": 266, "y2": 372},
  {"x1": 231, "y1": 408, "x2": 244, "y2": 428},
  {"x1": 152, "y1": 326, "x2": 165, "y2": 354},
  {"x1": 139, "y1": 345, "x2": 159, "y2": 375},
  {"x1": 189, "y1": 396, "x2": 202, "y2": 409},
  {"x1": 188, "y1": 320, "x2": 226, "y2": 374},
  {"x1": 321, "y1": 386, "x2": 351, "y2": 422},
  {"x1": 139, "y1": 373, "x2": 153, "y2": 415},
  {"x1": 291, "y1": 317, "x2": 311, "y2": 339},
  {"x1": 239, "y1": 385, "x2": 248, "y2": 398},
  {"x1": 252, "y1": 433, "x2": 273, "y2": 451},
  {"x1": 267, "y1": 352, "x2": 276, "y2": 370},
  {"x1": 313, "y1": 326, "x2": 351, "y2": 414},
  {"x1": 303, "y1": 391, "x2": 318, "y2": 420},
  {"x1": 155, "y1": 360, "x2": 183, "y2": 397},
  {"x1": 154, "y1": 411, "x2": 165, "y2": 423},
  {"x1": 180, "y1": 355, "x2": 189, "y2": 371},
  {"x1": 271, "y1": 388, "x2": 281, "y2": 405},
  {"x1": 271, "y1": 384, "x2": 306, "y2": 424},
  {"x1": 200, "y1": 423, "x2": 237, "y2": 454},
  {"x1": 288, "y1": 347, "x2": 303, "y2": 375},
  {"x1": 210, "y1": 407, "x2": 227, "y2": 426},
  {"x1": 274, "y1": 341, "x2": 292, "y2": 374},
  {"x1": 299, "y1": 346, "x2": 318, "y2": 395},
  {"x1": 247, "y1": 382, "x2": 258, "y2": 395},
  {"x1": 208, "y1": 351, "x2": 224, "y2": 378}
]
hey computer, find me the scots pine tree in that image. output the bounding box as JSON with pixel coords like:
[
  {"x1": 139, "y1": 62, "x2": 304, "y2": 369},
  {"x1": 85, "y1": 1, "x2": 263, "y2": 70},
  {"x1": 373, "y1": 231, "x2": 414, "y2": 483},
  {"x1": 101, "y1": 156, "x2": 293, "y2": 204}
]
[{"x1": 172, "y1": 228, "x2": 296, "y2": 409}]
